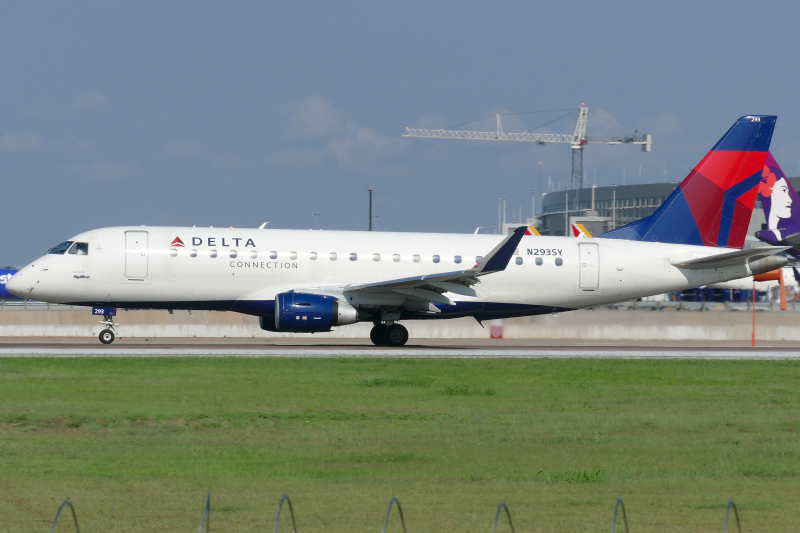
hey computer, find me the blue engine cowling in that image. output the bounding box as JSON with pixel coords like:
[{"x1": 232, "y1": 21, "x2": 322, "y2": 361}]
[{"x1": 267, "y1": 292, "x2": 357, "y2": 333}]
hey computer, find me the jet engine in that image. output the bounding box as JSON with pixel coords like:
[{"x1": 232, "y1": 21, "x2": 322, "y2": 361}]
[{"x1": 260, "y1": 292, "x2": 358, "y2": 333}]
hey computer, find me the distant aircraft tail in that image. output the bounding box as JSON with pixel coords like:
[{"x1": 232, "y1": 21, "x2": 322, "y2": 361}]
[
  {"x1": 600, "y1": 115, "x2": 776, "y2": 248},
  {"x1": 571, "y1": 223, "x2": 593, "y2": 238},
  {"x1": 0, "y1": 269, "x2": 21, "y2": 300},
  {"x1": 755, "y1": 153, "x2": 800, "y2": 258},
  {"x1": 524, "y1": 225, "x2": 540, "y2": 236}
]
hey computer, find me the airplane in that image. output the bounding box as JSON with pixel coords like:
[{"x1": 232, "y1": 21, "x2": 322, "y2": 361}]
[
  {"x1": 755, "y1": 152, "x2": 800, "y2": 257},
  {"x1": 0, "y1": 268, "x2": 20, "y2": 300},
  {"x1": 5, "y1": 115, "x2": 789, "y2": 345}
]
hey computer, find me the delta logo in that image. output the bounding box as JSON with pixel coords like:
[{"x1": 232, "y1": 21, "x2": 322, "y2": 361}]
[{"x1": 171, "y1": 237, "x2": 185, "y2": 247}]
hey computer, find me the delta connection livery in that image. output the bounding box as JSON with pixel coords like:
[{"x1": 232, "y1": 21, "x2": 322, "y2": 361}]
[{"x1": 6, "y1": 116, "x2": 789, "y2": 345}]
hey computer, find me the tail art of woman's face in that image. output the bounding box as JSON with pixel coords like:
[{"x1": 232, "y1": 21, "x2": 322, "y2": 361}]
[
  {"x1": 771, "y1": 177, "x2": 793, "y2": 220},
  {"x1": 760, "y1": 165, "x2": 793, "y2": 230}
]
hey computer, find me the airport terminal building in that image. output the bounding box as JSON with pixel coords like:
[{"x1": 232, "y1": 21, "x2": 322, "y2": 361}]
[{"x1": 537, "y1": 177, "x2": 800, "y2": 238}]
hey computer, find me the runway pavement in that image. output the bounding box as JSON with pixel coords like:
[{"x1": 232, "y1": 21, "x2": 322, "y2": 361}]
[{"x1": 0, "y1": 337, "x2": 799, "y2": 358}]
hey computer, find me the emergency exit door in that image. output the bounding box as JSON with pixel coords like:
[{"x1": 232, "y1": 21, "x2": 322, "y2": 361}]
[
  {"x1": 125, "y1": 231, "x2": 148, "y2": 278},
  {"x1": 578, "y1": 242, "x2": 599, "y2": 290}
]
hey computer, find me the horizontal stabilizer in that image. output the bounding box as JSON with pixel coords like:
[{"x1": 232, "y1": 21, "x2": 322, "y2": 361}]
[{"x1": 671, "y1": 246, "x2": 789, "y2": 269}]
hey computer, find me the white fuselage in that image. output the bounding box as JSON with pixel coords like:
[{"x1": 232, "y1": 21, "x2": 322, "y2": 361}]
[{"x1": 8, "y1": 226, "x2": 767, "y2": 321}]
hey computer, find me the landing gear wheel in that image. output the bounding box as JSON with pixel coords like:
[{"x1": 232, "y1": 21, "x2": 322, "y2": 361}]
[
  {"x1": 370, "y1": 324, "x2": 388, "y2": 346},
  {"x1": 99, "y1": 329, "x2": 115, "y2": 344},
  {"x1": 383, "y1": 324, "x2": 409, "y2": 347}
]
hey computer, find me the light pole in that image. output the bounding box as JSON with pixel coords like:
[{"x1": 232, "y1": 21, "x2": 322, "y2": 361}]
[{"x1": 368, "y1": 187, "x2": 373, "y2": 231}]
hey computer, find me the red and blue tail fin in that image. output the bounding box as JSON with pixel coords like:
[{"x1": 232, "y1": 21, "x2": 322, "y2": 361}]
[{"x1": 600, "y1": 115, "x2": 776, "y2": 248}]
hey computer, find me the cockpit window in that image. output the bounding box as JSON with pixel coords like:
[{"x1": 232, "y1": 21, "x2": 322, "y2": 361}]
[
  {"x1": 68, "y1": 242, "x2": 89, "y2": 255},
  {"x1": 47, "y1": 241, "x2": 74, "y2": 255}
]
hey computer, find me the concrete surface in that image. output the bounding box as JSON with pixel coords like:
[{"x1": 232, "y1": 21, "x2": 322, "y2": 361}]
[{"x1": 1, "y1": 308, "x2": 799, "y2": 342}]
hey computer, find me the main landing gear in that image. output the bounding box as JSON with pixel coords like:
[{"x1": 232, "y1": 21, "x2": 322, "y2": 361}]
[
  {"x1": 99, "y1": 314, "x2": 118, "y2": 344},
  {"x1": 370, "y1": 322, "x2": 409, "y2": 347}
]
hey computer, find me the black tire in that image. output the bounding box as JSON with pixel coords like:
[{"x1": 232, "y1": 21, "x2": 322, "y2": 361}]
[
  {"x1": 383, "y1": 324, "x2": 409, "y2": 347},
  {"x1": 99, "y1": 329, "x2": 115, "y2": 344},
  {"x1": 370, "y1": 324, "x2": 388, "y2": 346}
]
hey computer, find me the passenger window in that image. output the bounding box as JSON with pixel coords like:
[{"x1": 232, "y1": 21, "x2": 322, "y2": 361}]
[
  {"x1": 269, "y1": 251, "x2": 277, "y2": 259},
  {"x1": 68, "y1": 242, "x2": 89, "y2": 255},
  {"x1": 515, "y1": 257, "x2": 523, "y2": 265},
  {"x1": 433, "y1": 255, "x2": 440, "y2": 263},
  {"x1": 349, "y1": 253, "x2": 357, "y2": 261},
  {"x1": 454, "y1": 255, "x2": 462, "y2": 264},
  {"x1": 555, "y1": 258, "x2": 563, "y2": 266},
  {"x1": 309, "y1": 252, "x2": 317, "y2": 260},
  {"x1": 535, "y1": 257, "x2": 543, "y2": 266},
  {"x1": 330, "y1": 252, "x2": 337, "y2": 261},
  {"x1": 373, "y1": 253, "x2": 381, "y2": 261},
  {"x1": 392, "y1": 254, "x2": 401, "y2": 262},
  {"x1": 412, "y1": 254, "x2": 420, "y2": 262},
  {"x1": 47, "y1": 241, "x2": 74, "y2": 255},
  {"x1": 230, "y1": 250, "x2": 238, "y2": 258},
  {"x1": 249, "y1": 250, "x2": 258, "y2": 259},
  {"x1": 189, "y1": 249, "x2": 198, "y2": 258},
  {"x1": 210, "y1": 250, "x2": 218, "y2": 258},
  {"x1": 290, "y1": 252, "x2": 297, "y2": 260},
  {"x1": 170, "y1": 248, "x2": 178, "y2": 257}
]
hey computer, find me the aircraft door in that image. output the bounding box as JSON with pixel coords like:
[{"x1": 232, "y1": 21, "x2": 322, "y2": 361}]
[
  {"x1": 125, "y1": 231, "x2": 148, "y2": 278},
  {"x1": 578, "y1": 242, "x2": 599, "y2": 290}
]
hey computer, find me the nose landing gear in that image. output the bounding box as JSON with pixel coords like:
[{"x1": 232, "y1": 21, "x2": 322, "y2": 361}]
[{"x1": 369, "y1": 322, "x2": 408, "y2": 347}]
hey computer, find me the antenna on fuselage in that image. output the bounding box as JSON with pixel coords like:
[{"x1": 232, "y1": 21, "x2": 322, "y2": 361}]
[{"x1": 258, "y1": 222, "x2": 269, "y2": 229}]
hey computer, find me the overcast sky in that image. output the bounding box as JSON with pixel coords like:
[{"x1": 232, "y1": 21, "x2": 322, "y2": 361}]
[{"x1": 2, "y1": 1, "x2": 799, "y2": 265}]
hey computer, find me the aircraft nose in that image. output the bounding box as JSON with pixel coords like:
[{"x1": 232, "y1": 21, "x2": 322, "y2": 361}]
[{"x1": 5, "y1": 272, "x2": 24, "y2": 297}]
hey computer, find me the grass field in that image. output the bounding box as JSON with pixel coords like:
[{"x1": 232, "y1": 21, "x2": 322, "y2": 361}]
[{"x1": 1, "y1": 357, "x2": 800, "y2": 532}]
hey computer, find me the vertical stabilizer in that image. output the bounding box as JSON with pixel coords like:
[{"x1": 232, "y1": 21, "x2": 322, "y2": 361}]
[
  {"x1": 755, "y1": 153, "x2": 800, "y2": 258},
  {"x1": 600, "y1": 116, "x2": 776, "y2": 248}
]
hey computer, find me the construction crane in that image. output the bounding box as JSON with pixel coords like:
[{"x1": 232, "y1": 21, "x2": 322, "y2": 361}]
[{"x1": 403, "y1": 105, "x2": 652, "y2": 190}]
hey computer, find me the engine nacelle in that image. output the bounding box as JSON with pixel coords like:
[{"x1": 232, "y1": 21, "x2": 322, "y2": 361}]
[
  {"x1": 748, "y1": 255, "x2": 788, "y2": 277},
  {"x1": 267, "y1": 292, "x2": 358, "y2": 333}
]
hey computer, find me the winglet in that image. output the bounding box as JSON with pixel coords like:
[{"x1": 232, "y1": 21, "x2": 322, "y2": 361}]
[{"x1": 473, "y1": 226, "x2": 527, "y2": 274}]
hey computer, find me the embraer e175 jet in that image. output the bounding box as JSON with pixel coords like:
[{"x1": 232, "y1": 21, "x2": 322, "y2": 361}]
[{"x1": 6, "y1": 116, "x2": 788, "y2": 345}]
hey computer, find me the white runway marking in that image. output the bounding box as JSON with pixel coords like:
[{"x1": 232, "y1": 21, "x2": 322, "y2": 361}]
[{"x1": 1, "y1": 348, "x2": 800, "y2": 359}]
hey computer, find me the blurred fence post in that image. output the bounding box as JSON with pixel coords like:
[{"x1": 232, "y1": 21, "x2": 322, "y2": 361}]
[
  {"x1": 382, "y1": 497, "x2": 407, "y2": 533},
  {"x1": 273, "y1": 494, "x2": 298, "y2": 533},
  {"x1": 49, "y1": 500, "x2": 80, "y2": 533},
  {"x1": 491, "y1": 502, "x2": 515, "y2": 533},
  {"x1": 610, "y1": 498, "x2": 629, "y2": 533},
  {"x1": 722, "y1": 500, "x2": 741, "y2": 533}
]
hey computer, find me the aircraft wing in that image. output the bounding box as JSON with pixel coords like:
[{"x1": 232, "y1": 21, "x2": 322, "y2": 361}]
[
  {"x1": 295, "y1": 226, "x2": 527, "y2": 312},
  {"x1": 344, "y1": 226, "x2": 526, "y2": 303},
  {"x1": 670, "y1": 246, "x2": 790, "y2": 269}
]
